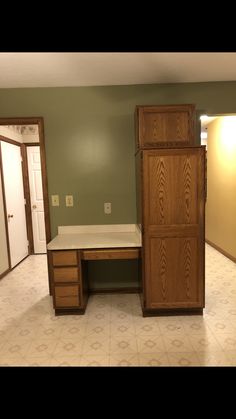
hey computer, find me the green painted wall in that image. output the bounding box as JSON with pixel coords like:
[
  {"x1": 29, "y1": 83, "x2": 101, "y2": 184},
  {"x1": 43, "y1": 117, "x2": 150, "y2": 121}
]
[{"x1": 1, "y1": 81, "x2": 236, "y2": 289}]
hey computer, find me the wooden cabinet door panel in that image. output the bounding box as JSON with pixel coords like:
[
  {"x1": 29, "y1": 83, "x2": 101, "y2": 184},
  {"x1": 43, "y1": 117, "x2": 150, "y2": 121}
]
[
  {"x1": 143, "y1": 111, "x2": 189, "y2": 144},
  {"x1": 144, "y1": 151, "x2": 199, "y2": 226},
  {"x1": 142, "y1": 147, "x2": 205, "y2": 311},
  {"x1": 136, "y1": 104, "x2": 195, "y2": 149},
  {"x1": 145, "y1": 236, "x2": 202, "y2": 308}
]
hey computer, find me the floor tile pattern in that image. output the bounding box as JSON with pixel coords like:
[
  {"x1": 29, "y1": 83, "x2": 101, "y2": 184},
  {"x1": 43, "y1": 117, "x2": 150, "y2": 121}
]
[{"x1": 0, "y1": 244, "x2": 235, "y2": 366}]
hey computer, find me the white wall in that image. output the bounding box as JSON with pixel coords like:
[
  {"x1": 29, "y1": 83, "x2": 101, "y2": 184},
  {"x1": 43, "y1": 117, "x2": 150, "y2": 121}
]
[
  {"x1": 21, "y1": 125, "x2": 39, "y2": 143},
  {"x1": 0, "y1": 169, "x2": 9, "y2": 275},
  {"x1": 0, "y1": 126, "x2": 22, "y2": 142},
  {"x1": 0, "y1": 125, "x2": 39, "y2": 143}
]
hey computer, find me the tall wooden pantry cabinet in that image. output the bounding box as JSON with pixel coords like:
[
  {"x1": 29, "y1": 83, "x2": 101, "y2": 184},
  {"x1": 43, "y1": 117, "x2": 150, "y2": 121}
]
[{"x1": 135, "y1": 104, "x2": 205, "y2": 316}]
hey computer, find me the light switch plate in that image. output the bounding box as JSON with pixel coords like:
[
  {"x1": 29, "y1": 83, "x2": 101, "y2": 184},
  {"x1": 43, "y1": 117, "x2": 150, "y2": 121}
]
[
  {"x1": 66, "y1": 195, "x2": 74, "y2": 207},
  {"x1": 51, "y1": 195, "x2": 59, "y2": 206}
]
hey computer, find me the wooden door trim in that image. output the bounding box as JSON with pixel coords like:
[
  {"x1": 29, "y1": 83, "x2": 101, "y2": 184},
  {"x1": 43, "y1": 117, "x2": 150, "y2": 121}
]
[
  {"x1": 0, "y1": 118, "x2": 51, "y2": 247},
  {"x1": 21, "y1": 144, "x2": 34, "y2": 254},
  {"x1": 0, "y1": 142, "x2": 11, "y2": 270},
  {"x1": 0, "y1": 135, "x2": 22, "y2": 147}
]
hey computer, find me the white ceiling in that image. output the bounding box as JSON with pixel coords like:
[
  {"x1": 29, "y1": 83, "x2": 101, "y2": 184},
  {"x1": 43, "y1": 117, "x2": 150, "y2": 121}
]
[
  {"x1": 201, "y1": 116, "x2": 218, "y2": 130},
  {"x1": 1, "y1": 52, "x2": 236, "y2": 88}
]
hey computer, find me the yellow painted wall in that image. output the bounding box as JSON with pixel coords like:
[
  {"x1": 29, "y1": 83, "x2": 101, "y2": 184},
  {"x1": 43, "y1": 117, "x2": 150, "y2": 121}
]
[{"x1": 206, "y1": 117, "x2": 236, "y2": 259}]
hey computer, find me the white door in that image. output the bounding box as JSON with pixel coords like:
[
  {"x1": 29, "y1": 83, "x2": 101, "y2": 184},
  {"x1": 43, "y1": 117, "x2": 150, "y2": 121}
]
[
  {"x1": 27, "y1": 146, "x2": 46, "y2": 253},
  {"x1": 1, "y1": 141, "x2": 28, "y2": 268}
]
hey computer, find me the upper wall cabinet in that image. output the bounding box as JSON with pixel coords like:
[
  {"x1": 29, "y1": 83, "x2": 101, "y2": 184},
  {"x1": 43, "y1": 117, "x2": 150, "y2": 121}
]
[{"x1": 135, "y1": 104, "x2": 196, "y2": 150}]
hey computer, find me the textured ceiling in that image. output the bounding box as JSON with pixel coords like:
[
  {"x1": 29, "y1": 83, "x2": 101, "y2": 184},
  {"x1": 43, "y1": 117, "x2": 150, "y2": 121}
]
[{"x1": 0, "y1": 52, "x2": 236, "y2": 88}]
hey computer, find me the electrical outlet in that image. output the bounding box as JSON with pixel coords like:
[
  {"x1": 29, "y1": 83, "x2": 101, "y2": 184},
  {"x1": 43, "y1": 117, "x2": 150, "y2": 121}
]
[
  {"x1": 51, "y1": 195, "x2": 59, "y2": 206},
  {"x1": 66, "y1": 195, "x2": 74, "y2": 207},
  {"x1": 104, "y1": 202, "x2": 111, "y2": 214}
]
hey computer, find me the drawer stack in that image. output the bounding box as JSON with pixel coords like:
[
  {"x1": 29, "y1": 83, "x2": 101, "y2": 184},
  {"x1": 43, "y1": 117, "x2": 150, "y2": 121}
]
[{"x1": 50, "y1": 250, "x2": 83, "y2": 312}]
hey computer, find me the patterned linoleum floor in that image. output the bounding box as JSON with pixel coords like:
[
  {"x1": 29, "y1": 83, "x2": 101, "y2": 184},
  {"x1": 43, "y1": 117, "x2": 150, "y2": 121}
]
[{"x1": 0, "y1": 243, "x2": 236, "y2": 367}]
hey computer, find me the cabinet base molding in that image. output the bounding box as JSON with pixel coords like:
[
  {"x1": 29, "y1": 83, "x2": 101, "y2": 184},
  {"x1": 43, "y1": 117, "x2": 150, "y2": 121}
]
[
  {"x1": 142, "y1": 307, "x2": 203, "y2": 317},
  {"x1": 55, "y1": 308, "x2": 86, "y2": 316}
]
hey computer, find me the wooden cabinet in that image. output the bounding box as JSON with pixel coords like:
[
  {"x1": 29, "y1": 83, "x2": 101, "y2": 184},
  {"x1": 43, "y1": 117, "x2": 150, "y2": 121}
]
[
  {"x1": 136, "y1": 147, "x2": 205, "y2": 315},
  {"x1": 47, "y1": 245, "x2": 141, "y2": 315},
  {"x1": 48, "y1": 249, "x2": 88, "y2": 314},
  {"x1": 135, "y1": 104, "x2": 196, "y2": 150}
]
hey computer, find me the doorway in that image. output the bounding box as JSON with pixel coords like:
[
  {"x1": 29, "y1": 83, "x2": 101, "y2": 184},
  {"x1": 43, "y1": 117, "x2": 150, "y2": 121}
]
[
  {"x1": 26, "y1": 145, "x2": 46, "y2": 253},
  {"x1": 200, "y1": 113, "x2": 236, "y2": 263},
  {"x1": 1, "y1": 140, "x2": 28, "y2": 267},
  {"x1": 0, "y1": 117, "x2": 51, "y2": 270}
]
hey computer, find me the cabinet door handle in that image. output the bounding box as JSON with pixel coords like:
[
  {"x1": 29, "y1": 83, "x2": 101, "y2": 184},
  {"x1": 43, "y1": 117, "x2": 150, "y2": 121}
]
[{"x1": 8, "y1": 214, "x2": 14, "y2": 218}]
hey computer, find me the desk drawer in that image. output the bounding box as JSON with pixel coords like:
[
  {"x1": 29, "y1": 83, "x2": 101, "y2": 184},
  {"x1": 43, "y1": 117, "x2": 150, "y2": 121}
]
[
  {"x1": 53, "y1": 267, "x2": 79, "y2": 283},
  {"x1": 54, "y1": 285, "x2": 80, "y2": 307},
  {"x1": 82, "y1": 248, "x2": 140, "y2": 260},
  {"x1": 52, "y1": 250, "x2": 77, "y2": 266}
]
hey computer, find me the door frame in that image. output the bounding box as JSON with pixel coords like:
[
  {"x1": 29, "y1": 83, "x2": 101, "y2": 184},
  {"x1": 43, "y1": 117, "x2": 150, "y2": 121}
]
[
  {"x1": 24, "y1": 143, "x2": 47, "y2": 254},
  {"x1": 0, "y1": 138, "x2": 30, "y2": 267},
  {"x1": 0, "y1": 118, "x2": 51, "y2": 254},
  {"x1": 0, "y1": 140, "x2": 11, "y2": 277}
]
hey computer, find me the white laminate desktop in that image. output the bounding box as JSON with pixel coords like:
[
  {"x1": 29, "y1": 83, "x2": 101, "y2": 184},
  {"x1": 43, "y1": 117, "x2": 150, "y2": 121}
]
[{"x1": 47, "y1": 224, "x2": 142, "y2": 251}]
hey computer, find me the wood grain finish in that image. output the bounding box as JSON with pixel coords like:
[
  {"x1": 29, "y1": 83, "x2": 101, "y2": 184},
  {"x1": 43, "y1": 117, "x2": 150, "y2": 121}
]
[
  {"x1": 47, "y1": 251, "x2": 53, "y2": 295},
  {"x1": 52, "y1": 250, "x2": 77, "y2": 266},
  {"x1": 48, "y1": 245, "x2": 141, "y2": 314},
  {"x1": 147, "y1": 237, "x2": 200, "y2": 308},
  {"x1": 136, "y1": 104, "x2": 195, "y2": 149},
  {"x1": 21, "y1": 144, "x2": 34, "y2": 254},
  {"x1": 147, "y1": 151, "x2": 198, "y2": 225},
  {"x1": 140, "y1": 147, "x2": 205, "y2": 312},
  {"x1": 53, "y1": 267, "x2": 79, "y2": 282},
  {"x1": 0, "y1": 141, "x2": 11, "y2": 272},
  {"x1": 49, "y1": 249, "x2": 89, "y2": 313},
  {"x1": 54, "y1": 285, "x2": 80, "y2": 307},
  {"x1": 81, "y1": 248, "x2": 140, "y2": 260}
]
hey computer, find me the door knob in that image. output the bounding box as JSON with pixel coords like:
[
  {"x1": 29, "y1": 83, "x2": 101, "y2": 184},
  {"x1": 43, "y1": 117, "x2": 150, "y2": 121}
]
[
  {"x1": 32, "y1": 205, "x2": 37, "y2": 209},
  {"x1": 8, "y1": 214, "x2": 13, "y2": 218}
]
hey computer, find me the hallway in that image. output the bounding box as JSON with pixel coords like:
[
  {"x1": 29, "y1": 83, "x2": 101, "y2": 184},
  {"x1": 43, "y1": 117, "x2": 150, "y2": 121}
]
[{"x1": 0, "y1": 244, "x2": 236, "y2": 366}]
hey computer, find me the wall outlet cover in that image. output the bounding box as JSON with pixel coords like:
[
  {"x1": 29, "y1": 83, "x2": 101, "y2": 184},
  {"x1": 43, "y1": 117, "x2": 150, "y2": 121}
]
[{"x1": 104, "y1": 202, "x2": 111, "y2": 214}]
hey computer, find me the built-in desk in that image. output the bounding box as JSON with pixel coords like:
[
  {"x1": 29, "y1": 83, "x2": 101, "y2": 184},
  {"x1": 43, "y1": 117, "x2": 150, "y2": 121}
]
[{"x1": 47, "y1": 225, "x2": 142, "y2": 315}]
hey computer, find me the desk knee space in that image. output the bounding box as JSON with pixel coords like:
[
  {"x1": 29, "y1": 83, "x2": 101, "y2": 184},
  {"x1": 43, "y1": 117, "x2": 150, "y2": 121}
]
[{"x1": 48, "y1": 247, "x2": 141, "y2": 315}]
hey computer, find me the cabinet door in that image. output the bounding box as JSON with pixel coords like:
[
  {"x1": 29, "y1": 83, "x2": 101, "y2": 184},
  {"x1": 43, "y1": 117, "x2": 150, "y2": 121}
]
[
  {"x1": 136, "y1": 104, "x2": 196, "y2": 149},
  {"x1": 142, "y1": 147, "x2": 205, "y2": 309}
]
